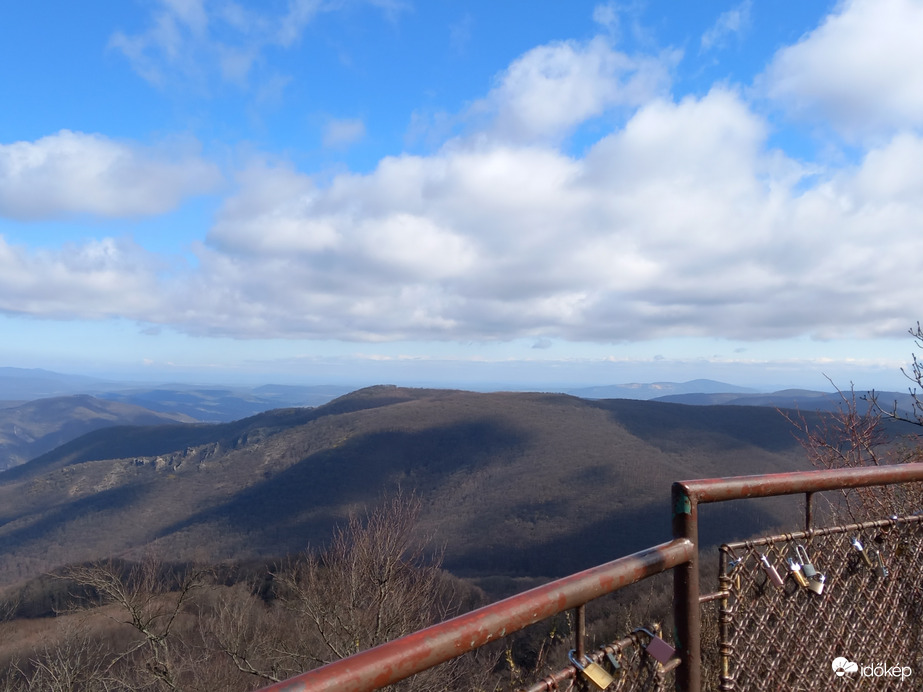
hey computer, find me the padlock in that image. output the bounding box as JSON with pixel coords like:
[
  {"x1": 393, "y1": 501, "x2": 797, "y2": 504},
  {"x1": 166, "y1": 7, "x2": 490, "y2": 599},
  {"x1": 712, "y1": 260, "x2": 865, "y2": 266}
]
[
  {"x1": 726, "y1": 556, "x2": 742, "y2": 592},
  {"x1": 759, "y1": 553, "x2": 785, "y2": 588},
  {"x1": 568, "y1": 650, "x2": 614, "y2": 689},
  {"x1": 787, "y1": 558, "x2": 809, "y2": 588},
  {"x1": 605, "y1": 650, "x2": 621, "y2": 673},
  {"x1": 874, "y1": 549, "x2": 889, "y2": 578},
  {"x1": 794, "y1": 545, "x2": 817, "y2": 579},
  {"x1": 893, "y1": 519, "x2": 909, "y2": 557},
  {"x1": 807, "y1": 573, "x2": 826, "y2": 595},
  {"x1": 851, "y1": 537, "x2": 874, "y2": 569},
  {"x1": 634, "y1": 627, "x2": 676, "y2": 664}
]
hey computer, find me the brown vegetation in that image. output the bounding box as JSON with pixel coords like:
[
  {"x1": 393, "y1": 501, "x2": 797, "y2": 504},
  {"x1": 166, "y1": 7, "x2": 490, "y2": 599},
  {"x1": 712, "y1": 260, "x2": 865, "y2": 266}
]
[{"x1": 0, "y1": 494, "x2": 500, "y2": 691}]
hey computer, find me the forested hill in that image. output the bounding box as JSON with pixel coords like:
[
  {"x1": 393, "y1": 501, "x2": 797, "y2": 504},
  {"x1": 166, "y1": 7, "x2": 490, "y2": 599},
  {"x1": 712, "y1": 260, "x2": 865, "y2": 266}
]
[{"x1": 0, "y1": 386, "x2": 825, "y2": 587}]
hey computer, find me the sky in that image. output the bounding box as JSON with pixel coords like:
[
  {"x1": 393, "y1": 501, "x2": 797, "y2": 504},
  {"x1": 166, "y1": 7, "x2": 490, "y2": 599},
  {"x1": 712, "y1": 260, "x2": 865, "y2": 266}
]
[{"x1": 1, "y1": 0, "x2": 923, "y2": 391}]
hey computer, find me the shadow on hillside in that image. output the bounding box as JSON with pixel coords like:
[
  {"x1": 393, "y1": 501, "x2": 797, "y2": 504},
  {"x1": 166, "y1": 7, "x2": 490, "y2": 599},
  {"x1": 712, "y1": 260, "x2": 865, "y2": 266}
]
[
  {"x1": 595, "y1": 399, "x2": 812, "y2": 454},
  {"x1": 153, "y1": 418, "x2": 530, "y2": 555},
  {"x1": 0, "y1": 482, "x2": 153, "y2": 554},
  {"x1": 444, "y1": 494, "x2": 793, "y2": 579}
]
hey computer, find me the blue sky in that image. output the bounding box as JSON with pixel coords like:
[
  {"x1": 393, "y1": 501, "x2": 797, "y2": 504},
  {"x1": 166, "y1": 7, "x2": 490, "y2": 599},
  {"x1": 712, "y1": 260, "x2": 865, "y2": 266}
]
[{"x1": 1, "y1": 0, "x2": 922, "y2": 391}]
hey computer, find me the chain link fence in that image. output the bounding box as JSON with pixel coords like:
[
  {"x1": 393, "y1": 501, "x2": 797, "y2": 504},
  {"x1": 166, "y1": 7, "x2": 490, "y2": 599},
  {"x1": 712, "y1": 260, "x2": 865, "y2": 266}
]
[
  {"x1": 520, "y1": 628, "x2": 677, "y2": 692},
  {"x1": 718, "y1": 514, "x2": 923, "y2": 690}
]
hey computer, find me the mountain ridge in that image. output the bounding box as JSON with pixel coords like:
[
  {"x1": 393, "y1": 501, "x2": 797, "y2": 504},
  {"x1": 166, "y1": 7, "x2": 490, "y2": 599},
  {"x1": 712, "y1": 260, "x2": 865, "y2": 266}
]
[{"x1": 0, "y1": 387, "x2": 830, "y2": 588}]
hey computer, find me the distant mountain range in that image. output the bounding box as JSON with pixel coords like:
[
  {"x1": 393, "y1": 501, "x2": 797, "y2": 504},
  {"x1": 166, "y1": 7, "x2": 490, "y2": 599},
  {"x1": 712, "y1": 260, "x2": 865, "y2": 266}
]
[
  {"x1": 0, "y1": 395, "x2": 195, "y2": 472},
  {"x1": 650, "y1": 388, "x2": 918, "y2": 414},
  {"x1": 0, "y1": 367, "x2": 354, "y2": 422},
  {"x1": 1, "y1": 367, "x2": 911, "y2": 476},
  {"x1": 0, "y1": 386, "x2": 852, "y2": 591},
  {"x1": 563, "y1": 379, "x2": 759, "y2": 400}
]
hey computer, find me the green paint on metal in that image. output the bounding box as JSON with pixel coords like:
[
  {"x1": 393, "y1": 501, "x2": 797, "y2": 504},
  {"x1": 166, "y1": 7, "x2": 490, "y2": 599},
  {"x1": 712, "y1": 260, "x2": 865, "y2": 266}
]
[{"x1": 673, "y1": 493, "x2": 691, "y2": 516}]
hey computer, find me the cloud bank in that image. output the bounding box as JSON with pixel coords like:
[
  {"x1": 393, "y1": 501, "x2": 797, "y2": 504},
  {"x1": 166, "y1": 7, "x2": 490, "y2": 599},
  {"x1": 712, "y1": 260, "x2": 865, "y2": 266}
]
[
  {"x1": 3, "y1": 0, "x2": 922, "y2": 346},
  {"x1": 0, "y1": 131, "x2": 220, "y2": 219}
]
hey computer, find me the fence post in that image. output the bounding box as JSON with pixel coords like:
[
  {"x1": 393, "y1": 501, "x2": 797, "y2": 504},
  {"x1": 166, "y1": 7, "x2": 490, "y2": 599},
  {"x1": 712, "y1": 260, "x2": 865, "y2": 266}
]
[{"x1": 672, "y1": 482, "x2": 700, "y2": 692}]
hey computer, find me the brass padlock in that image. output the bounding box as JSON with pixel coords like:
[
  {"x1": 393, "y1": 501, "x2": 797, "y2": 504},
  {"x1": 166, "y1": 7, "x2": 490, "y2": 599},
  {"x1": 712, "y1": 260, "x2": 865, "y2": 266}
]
[
  {"x1": 787, "y1": 558, "x2": 809, "y2": 588},
  {"x1": 568, "y1": 650, "x2": 614, "y2": 689},
  {"x1": 851, "y1": 536, "x2": 874, "y2": 569},
  {"x1": 634, "y1": 627, "x2": 677, "y2": 664},
  {"x1": 726, "y1": 556, "x2": 742, "y2": 592}
]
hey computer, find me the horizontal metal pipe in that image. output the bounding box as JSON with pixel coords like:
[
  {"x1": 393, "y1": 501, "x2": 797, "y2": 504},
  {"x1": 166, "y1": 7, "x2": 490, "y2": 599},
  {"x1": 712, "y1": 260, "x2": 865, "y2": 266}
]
[
  {"x1": 257, "y1": 538, "x2": 694, "y2": 692},
  {"x1": 722, "y1": 513, "x2": 923, "y2": 551},
  {"x1": 677, "y1": 463, "x2": 923, "y2": 505},
  {"x1": 699, "y1": 591, "x2": 730, "y2": 604}
]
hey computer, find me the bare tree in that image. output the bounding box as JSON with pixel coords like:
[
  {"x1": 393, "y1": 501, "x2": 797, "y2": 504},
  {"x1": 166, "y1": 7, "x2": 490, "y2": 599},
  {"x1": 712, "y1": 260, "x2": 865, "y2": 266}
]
[
  {"x1": 208, "y1": 492, "x2": 495, "y2": 691},
  {"x1": 785, "y1": 335, "x2": 923, "y2": 522},
  {"x1": 64, "y1": 555, "x2": 210, "y2": 691},
  {"x1": 869, "y1": 321, "x2": 923, "y2": 429},
  {"x1": 17, "y1": 623, "x2": 114, "y2": 692}
]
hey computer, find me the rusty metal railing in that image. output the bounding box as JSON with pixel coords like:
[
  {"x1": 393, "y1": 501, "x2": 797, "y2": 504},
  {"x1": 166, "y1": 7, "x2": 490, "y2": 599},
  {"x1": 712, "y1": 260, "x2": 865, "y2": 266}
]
[
  {"x1": 258, "y1": 539, "x2": 693, "y2": 692},
  {"x1": 260, "y1": 462, "x2": 923, "y2": 692}
]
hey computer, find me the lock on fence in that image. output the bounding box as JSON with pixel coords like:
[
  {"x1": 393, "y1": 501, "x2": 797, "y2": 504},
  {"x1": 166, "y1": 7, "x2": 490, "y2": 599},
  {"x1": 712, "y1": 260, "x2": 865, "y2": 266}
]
[
  {"x1": 633, "y1": 628, "x2": 676, "y2": 665},
  {"x1": 568, "y1": 649, "x2": 615, "y2": 690}
]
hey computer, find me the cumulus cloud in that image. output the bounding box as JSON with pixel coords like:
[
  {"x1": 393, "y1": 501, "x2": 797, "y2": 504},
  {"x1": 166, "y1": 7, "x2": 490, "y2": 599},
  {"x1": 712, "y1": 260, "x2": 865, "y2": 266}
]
[
  {"x1": 5, "y1": 17, "x2": 923, "y2": 346},
  {"x1": 473, "y1": 36, "x2": 676, "y2": 143},
  {"x1": 0, "y1": 236, "x2": 164, "y2": 318},
  {"x1": 761, "y1": 0, "x2": 923, "y2": 139},
  {"x1": 159, "y1": 83, "x2": 922, "y2": 343},
  {"x1": 0, "y1": 130, "x2": 221, "y2": 219}
]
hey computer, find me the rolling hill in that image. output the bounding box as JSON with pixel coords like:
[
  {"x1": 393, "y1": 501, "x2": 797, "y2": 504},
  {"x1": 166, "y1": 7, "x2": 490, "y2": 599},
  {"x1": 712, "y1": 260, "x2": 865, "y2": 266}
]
[
  {"x1": 0, "y1": 395, "x2": 196, "y2": 472},
  {"x1": 0, "y1": 386, "x2": 832, "y2": 589}
]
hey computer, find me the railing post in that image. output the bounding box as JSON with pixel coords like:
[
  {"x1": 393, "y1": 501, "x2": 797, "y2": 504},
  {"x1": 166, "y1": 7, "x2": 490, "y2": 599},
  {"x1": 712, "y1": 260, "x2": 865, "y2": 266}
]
[
  {"x1": 805, "y1": 491, "x2": 814, "y2": 531},
  {"x1": 574, "y1": 604, "x2": 586, "y2": 659},
  {"x1": 574, "y1": 604, "x2": 588, "y2": 691},
  {"x1": 672, "y1": 482, "x2": 700, "y2": 692}
]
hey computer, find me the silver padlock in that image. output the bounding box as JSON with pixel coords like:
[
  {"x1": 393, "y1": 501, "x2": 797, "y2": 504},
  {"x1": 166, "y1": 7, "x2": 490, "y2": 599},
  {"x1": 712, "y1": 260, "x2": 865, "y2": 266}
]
[
  {"x1": 794, "y1": 544, "x2": 817, "y2": 579},
  {"x1": 568, "y1": 650, "x2": 615, "y2": 689},
  {"x1": 634, "y1": 627, "x2": 676, "y2": 664},
  {"x1": 759, "y1": 553, "x2": 785, "y2": 588},
  {"x1": 875, "y1": 549, "x2": 889, "y2": 578}
]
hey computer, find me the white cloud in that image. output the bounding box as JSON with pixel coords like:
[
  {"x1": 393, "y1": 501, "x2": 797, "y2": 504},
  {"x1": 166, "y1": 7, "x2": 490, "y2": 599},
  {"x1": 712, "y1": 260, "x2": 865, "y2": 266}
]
[
  {"x1": 5, "y1": 22, "x2": 923, "y2": 347},
  {"x1": 110, "y1": 0, "x2": 397, "y2": 89},
  {"x1": 701, "y1": 0, "x2": 752, "y2": 51},
  {"x1": 0, "y1": 130, "x2": 221, "y2": 220},
  {"x1": 592, "y1": 3, "x2": 619, "y2": 33},
  {"x1": 323, "y1": 118, "x2": 367, "y2": 148},
  {"x1": 761, "y1": 0, "x2": 923, "y2": 139},
  {"x1": 474, "y1": 36, "x2": 676, "y2": 143},
  {"x1": 158, "y1": 84, "x2": 921, "y2": 343},
  {"x1": 0, "y1": 236, "x2": 163, "y2": 318}
]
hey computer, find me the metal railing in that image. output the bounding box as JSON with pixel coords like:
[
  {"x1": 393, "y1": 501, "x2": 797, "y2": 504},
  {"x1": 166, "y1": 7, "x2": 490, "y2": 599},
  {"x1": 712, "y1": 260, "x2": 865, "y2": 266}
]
[
  {"x1": 259, "y1": 462, "x2": 923, "y2": 692},
  {"x1": 259, "y1": 539, "x2": 693, "y2": 692}
]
